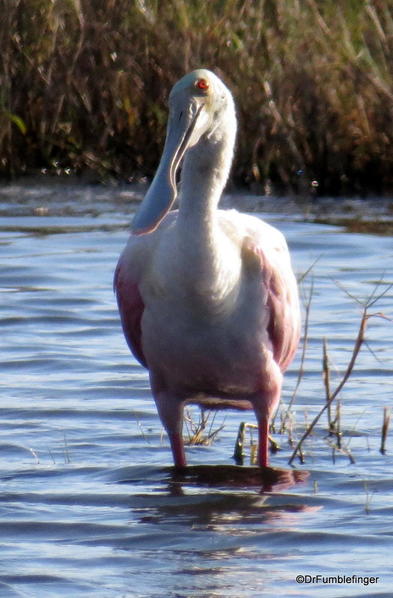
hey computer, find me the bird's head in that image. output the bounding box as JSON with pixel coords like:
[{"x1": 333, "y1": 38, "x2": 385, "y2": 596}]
[
  {"x1": 132, "y1": 69, "x2": 235, "y2": 235},
  {"x1": 168, "y1": 69, "x2": 235, "y2": 149}
]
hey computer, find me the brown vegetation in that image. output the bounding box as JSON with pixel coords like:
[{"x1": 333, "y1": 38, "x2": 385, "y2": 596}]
[{"x1": 1, "y1": 0, "x2": 393, "y2": 194}]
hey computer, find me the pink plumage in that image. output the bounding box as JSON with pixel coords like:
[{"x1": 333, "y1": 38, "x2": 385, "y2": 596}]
[{"x1": 114, "y1": 70, "x2": 300, "y2": 468}]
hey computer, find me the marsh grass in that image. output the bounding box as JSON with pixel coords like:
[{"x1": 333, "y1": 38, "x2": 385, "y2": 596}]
[
  {"x1": 1, "y1": 0, "x2": 393, "y2": 193},
  {"x1": 200, "y1": 277, "x2": 392, "y2": 467},
  {"x1": 287, "y1": 280, "x2": 393, "y2": 465},
  {"x1": 184, "y1": 407, "x2": 226, "y2": 446},
  {"x1": 380, "y1": 406, "x2": 391, "y2": 455}
]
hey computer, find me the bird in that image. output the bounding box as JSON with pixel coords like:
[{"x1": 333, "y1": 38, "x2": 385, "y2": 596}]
[{"x1": 114, "y1": 69, "x2": 300, "y2": 469}]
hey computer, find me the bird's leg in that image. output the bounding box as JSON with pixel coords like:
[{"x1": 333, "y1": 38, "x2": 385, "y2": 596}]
[
  {"x1": 168, "y1": 430, "x2": 187, "y2": 470},
  {"x1": 256, "y1": 415, "x2": 270, "y2": 468},
  {"x1": 253, "y1": 369, "x2": 282, "y2": 468},
  {"x1": 152, "y1": 388, "x2": 187, "y2": 469}
]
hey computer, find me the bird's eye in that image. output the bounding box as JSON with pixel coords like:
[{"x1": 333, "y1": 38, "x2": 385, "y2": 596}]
[{"x1": 195, "y1": 78, "x2": 209, "y2": 91}]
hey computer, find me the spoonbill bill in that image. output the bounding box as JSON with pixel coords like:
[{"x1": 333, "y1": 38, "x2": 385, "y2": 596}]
[{"x1": 114, "y1": 69, "x2": 300, "y2": 468}]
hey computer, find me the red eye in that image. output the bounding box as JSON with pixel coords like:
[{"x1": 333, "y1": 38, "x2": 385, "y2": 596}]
[{"x1": 196, "y1": 78, "x2": 209, "y2": 90}]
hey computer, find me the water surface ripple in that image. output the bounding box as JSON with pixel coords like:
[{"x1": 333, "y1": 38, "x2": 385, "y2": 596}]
[{"x1": 1, "y1": 183, "x2": 392, "y2": 597}]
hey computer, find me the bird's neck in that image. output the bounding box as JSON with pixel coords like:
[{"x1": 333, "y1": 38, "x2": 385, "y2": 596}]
[
  {"x1": 177, "y1": 122, "x2": 234, "y2": 235},
  {"x1": 175, "y1": 124, "x2": 237, "y2": 297}
]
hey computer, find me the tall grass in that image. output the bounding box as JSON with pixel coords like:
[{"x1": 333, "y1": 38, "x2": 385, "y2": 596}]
[{"x1": 1, "y1": 0, "x2": 392, "y2": 194}]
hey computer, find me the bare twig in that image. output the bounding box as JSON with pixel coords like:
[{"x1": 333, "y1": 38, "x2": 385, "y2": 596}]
[
  {"x1": 380, "y1": 407, "x2": 391, "y2": 455},
  {"x1": 322, "y1": 337, "x2": 333, "y2": 432},
  {"x1": 327, "y1": 399, "x2": 356, "y2": 464},
  {"x1": 335, "y1": 399, "x2": 342, "y2": 450},
  {"x1": 288, "y1": 304, "x2": 387, "y2": 466},
  {"x1": 233, "y1": 422, "x2": 280, "y2": 465},
  {"x1": 329, "y1": 440, "x2": 356, "y2": 465},
  {"x1": 364, "y1": 481, "x2": 374, "y2": 514},
  {"x1": 184, "y1": 408, "x2": 225, "y2": 446},
  {"x1": 297, "y1": 255, "x2": 322, "y2": 285},
  {"x1": 233, "y1": 422, "x2": 258, "y2": 464},
  {"x1": 63, "y1": 432, "x2": 70, "y2": 464}
]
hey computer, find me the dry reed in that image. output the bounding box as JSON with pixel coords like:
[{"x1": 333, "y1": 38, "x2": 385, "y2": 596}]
[
  {"x1": 288, "y1": 282, "x2": 392, "y2": 465},
  {"x1": 1, "y1": 0, "x2": 392, "y2": 193},
  {"x1": 380, "y1": 407, "x2": 391, "y2": 455}
]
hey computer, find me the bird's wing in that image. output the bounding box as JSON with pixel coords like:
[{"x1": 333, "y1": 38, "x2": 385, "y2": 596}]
[
  {"x1": 240, "y1": 221, "x2": 300, "y2": 373},
  {"x1": 263, "y1": 249, "x2": 300, "y2": 372},
  {"x1": 114, "y1": 260, "x2": 147, "y2": 368}
]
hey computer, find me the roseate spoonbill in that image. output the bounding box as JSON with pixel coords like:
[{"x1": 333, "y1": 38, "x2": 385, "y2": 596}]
[{"x1": 114, "y1": 69, "x2": 300, "y2": 469}]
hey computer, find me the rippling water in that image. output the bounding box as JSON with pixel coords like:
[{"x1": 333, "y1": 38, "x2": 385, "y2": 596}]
[{"x1": 1, "y1": 182, "x2": 393, "y2": 597}]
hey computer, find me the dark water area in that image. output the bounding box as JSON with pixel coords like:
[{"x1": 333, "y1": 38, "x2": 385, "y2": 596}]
[{"x1": 1, "y1": 182, "x2": 393, "y2": 597}]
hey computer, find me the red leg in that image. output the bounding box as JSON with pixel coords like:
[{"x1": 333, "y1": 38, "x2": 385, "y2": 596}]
[
  {"x1": 254, "y1": 365, "x2": 282, "y2": 468},
  {"x1": 152, "y1": 383, "x2": 187, "y2": 468},
  {"x1": 168, "y1": 431, "x2": 187, "y2": 469},
  {"x1": 257, "y1": 416, "x2": 270, "y2": 468}
]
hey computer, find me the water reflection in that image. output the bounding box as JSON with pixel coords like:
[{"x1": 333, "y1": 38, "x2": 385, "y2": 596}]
[{"x1": 166, "y1": 464, "x2": 310, "y2": 493}]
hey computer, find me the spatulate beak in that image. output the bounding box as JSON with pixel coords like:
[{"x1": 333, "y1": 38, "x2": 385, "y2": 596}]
[{"x1": 131, "y1": 103, "x2": 204, "y2": 235}]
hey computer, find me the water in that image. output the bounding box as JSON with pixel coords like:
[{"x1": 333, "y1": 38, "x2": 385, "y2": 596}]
[{"x1": 1, "y1": 182, "x2": 392, "y2": 597}]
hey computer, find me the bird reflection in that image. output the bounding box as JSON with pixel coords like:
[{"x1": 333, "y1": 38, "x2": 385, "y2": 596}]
[
  {"x1": 166, "y1": 464, "x2": 309, "y2": 494},
  {"x1": 129, "y1": 465, "x2": 317, "y2": 530}
]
